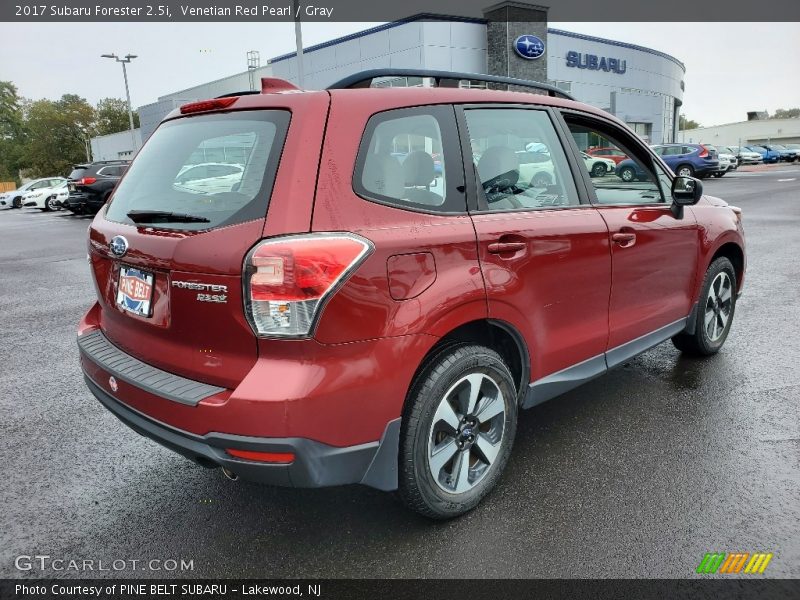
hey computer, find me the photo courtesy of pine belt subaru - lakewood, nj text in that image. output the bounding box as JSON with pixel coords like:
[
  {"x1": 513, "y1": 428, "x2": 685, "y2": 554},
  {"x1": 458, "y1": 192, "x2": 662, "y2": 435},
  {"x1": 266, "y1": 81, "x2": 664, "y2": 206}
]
[{"x1": 77, "y1": 70, "x2": 746, "y2": 519}]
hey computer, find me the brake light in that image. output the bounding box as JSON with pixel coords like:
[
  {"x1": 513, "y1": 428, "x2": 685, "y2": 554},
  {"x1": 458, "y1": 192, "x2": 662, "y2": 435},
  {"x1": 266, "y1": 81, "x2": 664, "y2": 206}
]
[
  {"x1": 244, "y1": 233, "x2": 372, "y2": 337},
  {"x1": 180, "y1": 96, "x2": 238, "y2": 114},
  {"x1": 698, "y1": 145, "x2": 709, "y2": 158},
  {"x1": 79, "y1": 177, "x2": 97, "y2": 185}
]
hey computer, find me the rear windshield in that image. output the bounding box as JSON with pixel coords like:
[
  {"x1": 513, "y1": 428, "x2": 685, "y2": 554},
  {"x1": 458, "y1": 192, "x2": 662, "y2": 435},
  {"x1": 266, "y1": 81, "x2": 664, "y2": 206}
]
[
  {"x1": 105, "y1": 110, "x2": 290, "y2": 231},
  {"x1": 68, "y1": 167, "x2": 88, "y2": 180}
]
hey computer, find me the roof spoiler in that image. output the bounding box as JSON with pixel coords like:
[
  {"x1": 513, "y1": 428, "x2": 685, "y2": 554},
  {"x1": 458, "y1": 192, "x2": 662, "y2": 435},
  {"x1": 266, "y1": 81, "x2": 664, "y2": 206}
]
[{"x1": 326, "y1": 68, "x2": 575, "y2": 100}]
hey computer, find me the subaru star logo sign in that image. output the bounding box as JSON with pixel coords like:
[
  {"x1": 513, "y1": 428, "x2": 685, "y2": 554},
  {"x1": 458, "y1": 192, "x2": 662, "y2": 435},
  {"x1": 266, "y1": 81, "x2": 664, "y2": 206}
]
[
  {"x1": 109, "y1": 235, "x2": 128, "y2": 257},
  {"x1": 514, "y1": 34, "x2": 545, "y2": 60}
]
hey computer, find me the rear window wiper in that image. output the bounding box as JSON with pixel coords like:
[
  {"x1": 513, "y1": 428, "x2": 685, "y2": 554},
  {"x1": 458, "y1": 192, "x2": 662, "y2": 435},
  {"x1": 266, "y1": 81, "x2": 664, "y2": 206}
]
[{"x1": 126, "y1": 210, "x2": 210, "y2": 224}]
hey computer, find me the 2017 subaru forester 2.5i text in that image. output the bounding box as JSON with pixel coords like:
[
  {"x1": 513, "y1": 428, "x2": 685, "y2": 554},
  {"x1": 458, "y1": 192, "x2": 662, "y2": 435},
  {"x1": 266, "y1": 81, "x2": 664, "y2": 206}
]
[{"x1": 77, "y1": 71, "x2": 745, "y2": 519}]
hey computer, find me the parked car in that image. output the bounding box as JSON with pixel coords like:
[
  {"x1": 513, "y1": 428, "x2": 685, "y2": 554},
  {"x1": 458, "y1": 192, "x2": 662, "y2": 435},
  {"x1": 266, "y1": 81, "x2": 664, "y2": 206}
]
[
  {"x1": 174, "y1": 162, "x2": 245, "y2": 195},
  {"x1": 23, "y1": 180, "x2": 69, "y2": 210},
  {"x1": 586, "y1": 146, "x2": 628, "y2": 164},
  {"x1": 77, "y1": 70, "x2": 745, "y2": 519},
  {"x1": 785, "y1": 144, "x2": 800, "y2": 161},
  {"x1": 64, "y1": 161, "x2": 129, "y2": 214},
  {"x1": 0, "y1": 177, "x2": 66, "y2": 209},
  {"x1": 746, "y1": 145, "x2": 780, "y2": 164},
  {"x1": 650, "y1": 143, "x2": 720, "y2": 178},
  {"x1": 704, "y1": 145, "x2": 736, "y2": 177},
  {"x1": 760, "y1": 144, "x2": 796, "y2": 162},
  {"x1": 728, "y1": 146, "x2": 762, "y2": 165},
  {"x1": 581, "y1": 152, "x2": 617, "y2": 177}
]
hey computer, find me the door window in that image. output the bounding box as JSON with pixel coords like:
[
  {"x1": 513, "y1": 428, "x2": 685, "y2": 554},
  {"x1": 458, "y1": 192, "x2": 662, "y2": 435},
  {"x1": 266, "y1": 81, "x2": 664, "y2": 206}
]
[
  {"x1": 463, "y1": 108, "x2": 580, "y2": 212},
  {"x1": 354, "y1": 106, "x2": 463, "y2": 213},
  {"x1": 564, "y1": 116, "x2": 666, "y2": 206}
]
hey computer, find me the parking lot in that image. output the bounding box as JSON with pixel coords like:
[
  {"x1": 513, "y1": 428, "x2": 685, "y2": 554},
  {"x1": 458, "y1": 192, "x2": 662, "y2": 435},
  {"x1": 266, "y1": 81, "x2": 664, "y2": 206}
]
[{"x1": 1, "y1": 166, "x2": 798, "y2": 579}]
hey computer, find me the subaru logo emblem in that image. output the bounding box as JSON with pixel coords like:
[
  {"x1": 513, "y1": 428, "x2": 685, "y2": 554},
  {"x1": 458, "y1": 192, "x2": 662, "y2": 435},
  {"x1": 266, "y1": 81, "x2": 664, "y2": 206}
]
[
  {"x1": 110, "y1": 235, "x2": 128, "y2": 257},
  {"x1": 514, "y1": 34, "x2": 545, "y2": 60}
]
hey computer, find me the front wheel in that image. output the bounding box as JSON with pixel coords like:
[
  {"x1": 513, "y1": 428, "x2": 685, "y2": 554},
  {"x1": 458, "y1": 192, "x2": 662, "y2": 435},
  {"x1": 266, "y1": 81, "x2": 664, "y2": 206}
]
[
  {"x1": 676, "y1": 164, "x2": 694, "y2": 178},
  {"x1": 398, "y1": 344, "x2": 518, "y2": 519},
  {"x1": 44, "y1": 196, "x2": 59, "y2": 211},
  {"x1": 591, "y1": 163, "x2": 606, "y2": 177},
  {"x1": 11, "y1": 196, "x2": 22, "y2": 209},
  {"x1": 672, "y1": 257, "x2": 737, "y2": 356}
]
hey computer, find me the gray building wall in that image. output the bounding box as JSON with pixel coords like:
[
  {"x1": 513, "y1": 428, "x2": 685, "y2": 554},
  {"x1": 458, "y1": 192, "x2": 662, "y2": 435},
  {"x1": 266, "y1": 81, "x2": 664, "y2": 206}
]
[
  {"x1": 128, "y1": 15, "x2": 685, "y2": 145},
  {"x1": 679, "y1": 118, "x2": 800, "y2": 146},
  {"x1": 90, "y1": 129, "x2": 142, "y2": 161}
]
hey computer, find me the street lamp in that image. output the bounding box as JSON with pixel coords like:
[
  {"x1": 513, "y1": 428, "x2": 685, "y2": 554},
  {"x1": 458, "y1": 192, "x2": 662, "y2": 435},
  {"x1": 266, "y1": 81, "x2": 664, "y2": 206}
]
[{"x1": 101, "y1": 53, "x2": 138, "y2": 153}]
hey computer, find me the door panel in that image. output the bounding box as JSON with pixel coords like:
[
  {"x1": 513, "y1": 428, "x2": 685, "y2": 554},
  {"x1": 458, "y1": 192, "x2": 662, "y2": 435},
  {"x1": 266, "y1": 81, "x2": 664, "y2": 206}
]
[
  {"x1": 561, "y1": 113, "x2": 699, "y2": 350},
  {"x1": 460, "y1": 106, "x2": 611, "y2": 382},
  {"x1": 471, "y1": 209, "x2": 612, "y2": 380}
]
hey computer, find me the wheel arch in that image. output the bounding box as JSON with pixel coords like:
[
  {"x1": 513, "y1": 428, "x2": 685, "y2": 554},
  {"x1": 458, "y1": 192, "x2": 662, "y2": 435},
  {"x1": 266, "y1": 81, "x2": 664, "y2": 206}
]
[
  {"x1": 710, "y1": 241, "x2": 745, "y2": 293},
  {"x1": 407, "y1": 319, "x2": 530, "y2": 407}
]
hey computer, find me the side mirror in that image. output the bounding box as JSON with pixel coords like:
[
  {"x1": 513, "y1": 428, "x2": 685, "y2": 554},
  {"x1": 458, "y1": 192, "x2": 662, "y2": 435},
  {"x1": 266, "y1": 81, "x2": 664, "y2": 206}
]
[{"x1": 670, "y1": 176, "x2": 702, "y2": 218}]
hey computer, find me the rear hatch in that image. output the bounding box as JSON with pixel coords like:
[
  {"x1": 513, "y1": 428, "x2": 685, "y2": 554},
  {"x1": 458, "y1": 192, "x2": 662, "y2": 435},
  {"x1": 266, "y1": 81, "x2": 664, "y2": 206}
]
[{"x1": 87, "y1": 104, "x2": 300, "y2": 389}]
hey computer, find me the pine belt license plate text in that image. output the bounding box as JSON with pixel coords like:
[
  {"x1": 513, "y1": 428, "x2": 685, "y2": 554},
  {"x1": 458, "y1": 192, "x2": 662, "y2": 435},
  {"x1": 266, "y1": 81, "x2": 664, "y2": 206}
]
[{"x1": 116, "y1": 266, "x2": 154, "y2": 317}]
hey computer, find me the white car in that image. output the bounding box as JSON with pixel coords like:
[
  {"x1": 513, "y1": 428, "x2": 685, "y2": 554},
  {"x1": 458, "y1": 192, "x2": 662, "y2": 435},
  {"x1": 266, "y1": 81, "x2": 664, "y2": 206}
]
[
  {"x1": 173, "y1": 163, "x2": 245, "y2": 195},
  {"x1": 581, "y1": 152, "x2": 616, "y2": 178},
  {"x1": 728, "y1": 146, "x2": 762, "y2": 165},
  {"x1": 23, "y1": 180, "x2": 69, "y2": 210},
  {"x1": 0, "y1": 177, "x2": 66, "y2": 209}
]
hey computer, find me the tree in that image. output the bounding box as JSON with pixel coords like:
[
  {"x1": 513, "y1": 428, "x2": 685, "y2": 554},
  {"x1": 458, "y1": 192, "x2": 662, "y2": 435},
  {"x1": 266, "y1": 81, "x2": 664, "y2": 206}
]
[
  {"x1": 21, "y1": 94, "x2": 95, "y2": 177},
  {"x1": 0, "y1": 81, "x2": 26, "y2": 183},
  {"x1": 771, "y1": 108, "x2": 800, "y2": 119},
  {"x1": 95, "y1": 97, "x2": 140, "y2": 136},
  {"x1": 679, "y1": 115, "x2": 701, "y2": 130}
]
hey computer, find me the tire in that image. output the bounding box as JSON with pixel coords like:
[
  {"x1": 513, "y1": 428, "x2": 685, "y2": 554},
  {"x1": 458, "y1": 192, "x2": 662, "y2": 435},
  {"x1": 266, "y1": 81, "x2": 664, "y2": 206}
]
[
  {"x1": 676, "y1": 164, "x2": 694, "y2": 178},
  {"x1": 398, "y1": 343, "x2": 518, "y2": 519},
  {"x1": 672, "y1": 257, "x2": 737, "y2": 356},
  {"x1": 713, "y1": 172, "x2": 724, "y2": 178},
  {"x1": 44, "y1": 195, "x2": 59, "y2": 211},
  {"x1": 619, "y1": 167, "x2": 636, "y2": 182},
  {"x1": 11, "y1": 195, "x2": 22, "y2": 209},
  {"x1": 591, "y1": 163, "x2": 606, "y2": 178}
]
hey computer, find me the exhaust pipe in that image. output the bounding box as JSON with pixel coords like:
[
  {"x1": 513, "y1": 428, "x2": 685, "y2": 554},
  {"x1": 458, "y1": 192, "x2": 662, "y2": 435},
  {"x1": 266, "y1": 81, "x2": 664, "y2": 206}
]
[{"x1": 221, "y1": 467, "x2": 239, "y2": 482}]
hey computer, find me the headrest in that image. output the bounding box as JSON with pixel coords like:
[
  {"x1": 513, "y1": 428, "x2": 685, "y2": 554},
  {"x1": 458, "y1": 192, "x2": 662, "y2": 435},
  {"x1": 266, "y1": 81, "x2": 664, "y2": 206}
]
[
  {"x1": 403, "y1": 151, "x2": 436, "y2": 187},
  {"x1": 476, "y1": 146, "x2": 520, "y2": 190},
  {"x1": 362, "y1": 154, "x2": 403, "y2": 199}
]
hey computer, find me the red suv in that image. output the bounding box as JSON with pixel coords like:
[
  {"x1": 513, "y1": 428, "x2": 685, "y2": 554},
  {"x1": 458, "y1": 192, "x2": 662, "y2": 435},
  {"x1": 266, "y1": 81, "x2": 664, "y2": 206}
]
[{"x1": 77, "y1": 70, "x2": 745, "y2": 519}]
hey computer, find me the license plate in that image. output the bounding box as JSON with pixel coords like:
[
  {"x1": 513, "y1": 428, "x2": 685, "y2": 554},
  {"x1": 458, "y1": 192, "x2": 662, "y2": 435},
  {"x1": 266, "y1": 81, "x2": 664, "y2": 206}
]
[
  {"x1": 116, "y1": 266, "x2": 154, "y2": 317},
  {"x1": 68, "y1": 184, "x2": 76, "y2": 192}
]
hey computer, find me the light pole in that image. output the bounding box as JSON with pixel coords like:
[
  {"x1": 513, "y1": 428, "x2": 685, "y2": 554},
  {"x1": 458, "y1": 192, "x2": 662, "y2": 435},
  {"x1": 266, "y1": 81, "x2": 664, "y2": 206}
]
[{"x1": 101, "y1": 53, "x2": 138, "y2": 153}]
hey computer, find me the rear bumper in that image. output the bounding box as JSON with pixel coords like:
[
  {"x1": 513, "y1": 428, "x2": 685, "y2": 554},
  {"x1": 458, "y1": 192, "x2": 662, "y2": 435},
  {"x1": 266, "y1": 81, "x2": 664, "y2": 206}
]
[{"x1": 83, "y1": 373, "x2": 400, "y2": 490}]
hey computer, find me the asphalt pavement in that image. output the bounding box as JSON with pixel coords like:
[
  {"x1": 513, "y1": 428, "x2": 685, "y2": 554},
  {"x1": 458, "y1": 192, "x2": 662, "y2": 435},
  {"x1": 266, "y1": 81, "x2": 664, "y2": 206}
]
[{"x1": 1, "y1": 166, "x2": 798, "y2": 579}]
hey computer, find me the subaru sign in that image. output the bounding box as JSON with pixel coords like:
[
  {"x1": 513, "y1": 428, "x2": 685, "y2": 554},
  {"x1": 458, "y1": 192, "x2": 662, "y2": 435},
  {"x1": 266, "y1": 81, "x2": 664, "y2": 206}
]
[
  {"x1": 514, "y1": 35, "x2": 545, "y2": 60},
  {"x1": 566, "y1": 51, "x2": 627, "y2": 74}
]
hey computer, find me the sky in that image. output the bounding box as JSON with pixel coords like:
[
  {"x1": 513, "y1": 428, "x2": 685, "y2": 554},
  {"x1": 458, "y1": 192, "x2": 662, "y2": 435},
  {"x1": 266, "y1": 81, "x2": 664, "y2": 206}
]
[{"x1": 0, "y1": 21, "x2": 798, "y2": 127}]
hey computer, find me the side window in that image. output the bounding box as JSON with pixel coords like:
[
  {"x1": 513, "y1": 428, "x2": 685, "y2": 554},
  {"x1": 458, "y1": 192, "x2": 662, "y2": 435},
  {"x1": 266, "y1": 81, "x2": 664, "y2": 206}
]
[
  {"x1": 681, "y1": 146, "x2": 697, "y2": 155},
  {"x1": 463, "y1": 108, "x2": 579, "y2": 212},
  {"x1": 355, "y1": 106, "x2": 463, "y2": 212},
  {"x1": 564, "y1": 116, "x2": 665, "y2": 206}
]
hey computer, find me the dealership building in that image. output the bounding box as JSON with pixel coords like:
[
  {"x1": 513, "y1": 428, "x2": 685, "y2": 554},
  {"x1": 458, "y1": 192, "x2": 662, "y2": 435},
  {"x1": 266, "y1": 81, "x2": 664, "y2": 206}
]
[{"x1": 93, "y1": 3, "x2": 686, "y2": 159}]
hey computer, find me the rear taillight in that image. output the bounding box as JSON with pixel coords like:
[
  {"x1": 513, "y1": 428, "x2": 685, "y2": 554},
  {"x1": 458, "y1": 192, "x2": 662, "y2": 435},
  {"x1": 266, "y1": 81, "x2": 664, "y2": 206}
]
[
  {"x1": 79, "y1": 177, "x2": 97, "y2": 185},
  {"x1": 244, "y1": 233, "x2": 372, "y2": 338},
  {"x1": 698, "y1": 145, "x2": 709, "y2": 158}
]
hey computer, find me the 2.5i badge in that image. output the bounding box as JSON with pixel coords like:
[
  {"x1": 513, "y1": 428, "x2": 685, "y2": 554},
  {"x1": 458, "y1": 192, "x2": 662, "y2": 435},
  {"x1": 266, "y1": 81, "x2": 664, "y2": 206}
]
[{"x1": 116, "y1": 266, "x2": 154, "y2": 317}]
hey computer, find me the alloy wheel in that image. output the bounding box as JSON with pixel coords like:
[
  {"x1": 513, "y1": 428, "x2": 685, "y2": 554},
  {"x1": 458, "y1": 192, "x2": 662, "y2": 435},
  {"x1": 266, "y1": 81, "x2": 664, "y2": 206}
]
[
  {"x1": 427, "y1": 372, "x2": 506, "y2": 494},
  {"x1": 704, "y1": 271, "x2": 733, "y2": 341}
]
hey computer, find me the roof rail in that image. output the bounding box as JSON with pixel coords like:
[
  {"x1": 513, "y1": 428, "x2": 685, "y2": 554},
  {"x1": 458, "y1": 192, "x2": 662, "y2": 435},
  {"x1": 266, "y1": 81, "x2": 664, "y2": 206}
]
[{"x1": 326, "y1": 69, "x2": 575, "y2": 100}]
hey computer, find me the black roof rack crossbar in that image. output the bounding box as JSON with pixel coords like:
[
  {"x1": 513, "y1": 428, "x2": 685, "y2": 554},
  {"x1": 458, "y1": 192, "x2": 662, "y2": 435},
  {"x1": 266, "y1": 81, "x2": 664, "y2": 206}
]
[{"x1": 326, "y1": 69, "x2": 575, "y2": 100}]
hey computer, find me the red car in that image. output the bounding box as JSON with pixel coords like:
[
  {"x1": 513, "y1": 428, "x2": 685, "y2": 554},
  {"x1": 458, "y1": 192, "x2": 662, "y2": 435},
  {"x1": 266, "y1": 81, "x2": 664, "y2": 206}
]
[
  {"x1": 77, "y1": 70, "x2": 746, "y2": 519},
  {"x1": 587, "y1": 146, "x2": 629, "y2": 164}
]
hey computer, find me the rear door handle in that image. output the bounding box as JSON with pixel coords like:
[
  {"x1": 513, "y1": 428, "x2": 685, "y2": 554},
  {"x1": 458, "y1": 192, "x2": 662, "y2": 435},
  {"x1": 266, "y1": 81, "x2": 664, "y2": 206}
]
[
  {"x1": 488, "y1": 241, "x2": 527, "y2": 254},
  {"x1": 612, "y1": 232, "x2": 636, "y2": 248}
]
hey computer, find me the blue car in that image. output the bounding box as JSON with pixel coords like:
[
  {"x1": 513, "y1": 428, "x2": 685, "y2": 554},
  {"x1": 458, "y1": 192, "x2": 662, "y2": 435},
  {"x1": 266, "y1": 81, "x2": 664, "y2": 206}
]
[
  {"x1": 746, "y1": 145, "x2": 781, "y2": 164},
  {"x1": 616, "y1": 143, "x2": 719, "y2": 181}
]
